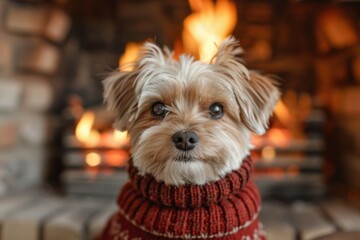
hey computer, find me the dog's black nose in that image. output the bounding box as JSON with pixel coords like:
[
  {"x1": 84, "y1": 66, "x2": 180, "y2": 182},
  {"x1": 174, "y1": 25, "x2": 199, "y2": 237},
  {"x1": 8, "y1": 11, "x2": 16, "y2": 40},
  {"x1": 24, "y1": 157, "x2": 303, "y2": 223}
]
[{"x1": 172, "y1": 131, "x2": 199, "y2": 151}]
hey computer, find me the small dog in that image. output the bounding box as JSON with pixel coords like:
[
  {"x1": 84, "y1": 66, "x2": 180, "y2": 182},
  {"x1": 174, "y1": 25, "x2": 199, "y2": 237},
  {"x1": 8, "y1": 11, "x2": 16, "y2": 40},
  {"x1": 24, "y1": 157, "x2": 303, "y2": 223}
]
[{"x1": 102, "y1": 36, "x2": 280, "y2": 240}]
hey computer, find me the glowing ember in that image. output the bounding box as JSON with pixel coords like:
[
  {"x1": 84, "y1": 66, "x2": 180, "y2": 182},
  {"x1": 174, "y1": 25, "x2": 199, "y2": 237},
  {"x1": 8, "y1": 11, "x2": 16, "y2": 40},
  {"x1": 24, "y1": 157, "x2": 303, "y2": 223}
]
[
  {"x1": 119, "y1": 42, "x2": 142, "y2": 71},
  {"x1": 104, "y1": 150, "x2": 129, "y2": 167},
  {"x1": 261, "y1": 146, "x2": 276, "y2": 161},
  {"x1": 86, "y1": 152, "x2": 101, "y2": 167},
  {"x1": 182, "y1": 0, "x2": 237, "y2": 62}
]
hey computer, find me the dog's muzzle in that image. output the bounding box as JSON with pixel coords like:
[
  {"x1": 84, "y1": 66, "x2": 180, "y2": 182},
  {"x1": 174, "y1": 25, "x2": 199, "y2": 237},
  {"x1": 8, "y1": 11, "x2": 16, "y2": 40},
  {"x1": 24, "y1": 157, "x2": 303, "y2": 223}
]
[{"x1": 172, "y1": 131, "x2": 198, "y2": 151}]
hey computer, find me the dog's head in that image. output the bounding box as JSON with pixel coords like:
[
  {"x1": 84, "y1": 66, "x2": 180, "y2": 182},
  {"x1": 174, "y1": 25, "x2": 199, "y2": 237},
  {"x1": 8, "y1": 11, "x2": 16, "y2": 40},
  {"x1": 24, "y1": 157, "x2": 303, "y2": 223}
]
[{"x1": 103, "y1": 37, "x2": 280, "y2": 185}]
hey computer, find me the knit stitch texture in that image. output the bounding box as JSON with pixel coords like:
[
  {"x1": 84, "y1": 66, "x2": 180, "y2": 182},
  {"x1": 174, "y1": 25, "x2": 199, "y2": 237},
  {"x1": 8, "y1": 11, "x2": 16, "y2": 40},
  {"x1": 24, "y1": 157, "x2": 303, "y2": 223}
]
[{"x1": 102, "y1": 156, "x2": 265, "y2": 240}]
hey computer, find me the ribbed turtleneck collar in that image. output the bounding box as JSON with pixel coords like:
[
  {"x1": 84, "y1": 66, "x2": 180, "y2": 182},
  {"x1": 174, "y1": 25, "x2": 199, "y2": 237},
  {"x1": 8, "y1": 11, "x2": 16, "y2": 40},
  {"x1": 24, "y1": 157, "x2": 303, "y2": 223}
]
[{"x1": 125, "y1": 156, "x2": 253, "y2": 209}]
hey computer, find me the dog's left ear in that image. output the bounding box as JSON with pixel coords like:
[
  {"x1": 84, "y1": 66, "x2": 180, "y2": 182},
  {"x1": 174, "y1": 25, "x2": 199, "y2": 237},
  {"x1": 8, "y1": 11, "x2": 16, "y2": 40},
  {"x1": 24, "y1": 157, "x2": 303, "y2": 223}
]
[{"x1": 213, "y1": 36, "x2": 280, "y2": 135}]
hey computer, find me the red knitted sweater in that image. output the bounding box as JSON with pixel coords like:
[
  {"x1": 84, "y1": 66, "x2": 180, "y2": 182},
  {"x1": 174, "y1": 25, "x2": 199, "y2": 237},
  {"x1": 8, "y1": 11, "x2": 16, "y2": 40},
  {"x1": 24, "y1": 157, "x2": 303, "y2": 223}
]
[{"x1": 102, "y1": 156, "x2": 265, "y2": 240}]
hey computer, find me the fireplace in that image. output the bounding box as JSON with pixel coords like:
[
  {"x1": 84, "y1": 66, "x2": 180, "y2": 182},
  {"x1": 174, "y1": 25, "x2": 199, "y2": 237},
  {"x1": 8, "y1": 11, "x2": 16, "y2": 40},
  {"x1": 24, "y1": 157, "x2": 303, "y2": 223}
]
[
  {"x1": 54, "y1": 0, "x2": 359, "y2": 200},
  {"x1": 61, "y1": 109, "x2": 130, "y2": 197},
  {"x1": 1, "y1": 0, "x2": 360, "y2": 202}
]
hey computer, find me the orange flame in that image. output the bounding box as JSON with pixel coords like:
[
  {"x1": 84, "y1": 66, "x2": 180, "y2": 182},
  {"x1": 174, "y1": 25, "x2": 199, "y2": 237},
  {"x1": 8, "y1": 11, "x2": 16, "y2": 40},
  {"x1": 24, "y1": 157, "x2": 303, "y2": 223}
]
[
  {"x1": 182, "y1": 0, "x2": 237, "y2": 62},
  {"x1": 75, "y1": 111, "x2": 101, "y2": 147},
  {"x1": 114, "y1": 130, "x2": 129, "y2": 145},
  {"x1": 75, "y1": 111, "x2": 129, "y2": 148},
  {"x1": 119, "y1": 42, "x2": 142, "y2": 71}
]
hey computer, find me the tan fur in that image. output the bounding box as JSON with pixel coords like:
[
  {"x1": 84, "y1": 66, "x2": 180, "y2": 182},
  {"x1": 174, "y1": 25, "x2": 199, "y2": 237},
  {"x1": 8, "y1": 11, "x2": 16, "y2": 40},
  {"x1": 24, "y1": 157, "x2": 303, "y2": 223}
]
[{"x1": 103, "y1": 36, "x2": 280, "y2": 185}]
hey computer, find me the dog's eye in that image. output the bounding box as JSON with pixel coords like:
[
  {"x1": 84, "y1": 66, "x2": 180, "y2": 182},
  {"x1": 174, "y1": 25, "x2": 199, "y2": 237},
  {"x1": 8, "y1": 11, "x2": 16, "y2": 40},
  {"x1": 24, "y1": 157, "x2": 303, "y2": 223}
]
[
  {"x1": 152, "y1": 102, "x2": 167, "y2": 118},
  {"x1": 209, "y1": 103, "x2": 224, "y2": 119}
]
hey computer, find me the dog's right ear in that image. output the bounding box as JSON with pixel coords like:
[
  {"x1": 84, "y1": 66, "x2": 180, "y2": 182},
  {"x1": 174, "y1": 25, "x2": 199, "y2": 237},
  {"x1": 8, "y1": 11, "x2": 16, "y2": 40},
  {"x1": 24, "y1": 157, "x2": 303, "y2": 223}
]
[
  {"x1": 103, "y1": 41, "x2": 171, "y2": 130},
  {"x1": 103, "y1": 71, "x2": 138, "y2": 131}
]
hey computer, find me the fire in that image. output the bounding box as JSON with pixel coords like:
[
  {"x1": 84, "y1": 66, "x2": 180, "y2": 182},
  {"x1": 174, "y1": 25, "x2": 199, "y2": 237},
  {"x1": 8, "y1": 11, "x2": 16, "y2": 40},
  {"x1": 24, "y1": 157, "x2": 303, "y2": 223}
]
[
  {"x1": 75, "y1": 111, "x2": 101, "y2": 148},
  {"x1": 182, "y1": 0, "x2": 237, "y2": 62},
  {"x1": 114, "y1": 130, "x2": 129, "y2": 144},
  {"x1": 116, "y1": 1, "x2": 237, "y2": 65},
  {"x1": 104, "y1": 150, "x2": 129, "y2": 167},
  {"x1": 75, "y1": 111, "x2": 129, "y2": 148},
  {"x1": 119, "y1": 42, "x2": 142, "y2": 71}
]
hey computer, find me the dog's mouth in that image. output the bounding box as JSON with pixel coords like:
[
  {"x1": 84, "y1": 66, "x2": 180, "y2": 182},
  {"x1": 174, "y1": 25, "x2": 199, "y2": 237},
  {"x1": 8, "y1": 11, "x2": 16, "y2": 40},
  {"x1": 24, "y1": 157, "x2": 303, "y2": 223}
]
[
  {"x1": 174, "y1": 157, "x2": 195, "y2": 162},
  {"x1": 174, "y1": 153, "x2": 198, "y2": 162}
]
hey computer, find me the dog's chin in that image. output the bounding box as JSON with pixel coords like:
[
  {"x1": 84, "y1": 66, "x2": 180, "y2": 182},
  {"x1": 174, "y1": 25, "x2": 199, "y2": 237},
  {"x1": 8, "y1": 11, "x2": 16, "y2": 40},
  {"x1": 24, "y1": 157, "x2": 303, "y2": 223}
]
[
  {"x1": 143, "y1": 153, "x2": 243, "y2": 186},
  {"x1": 158, "y1": 158, "x2": 221, "y2": 186}
]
